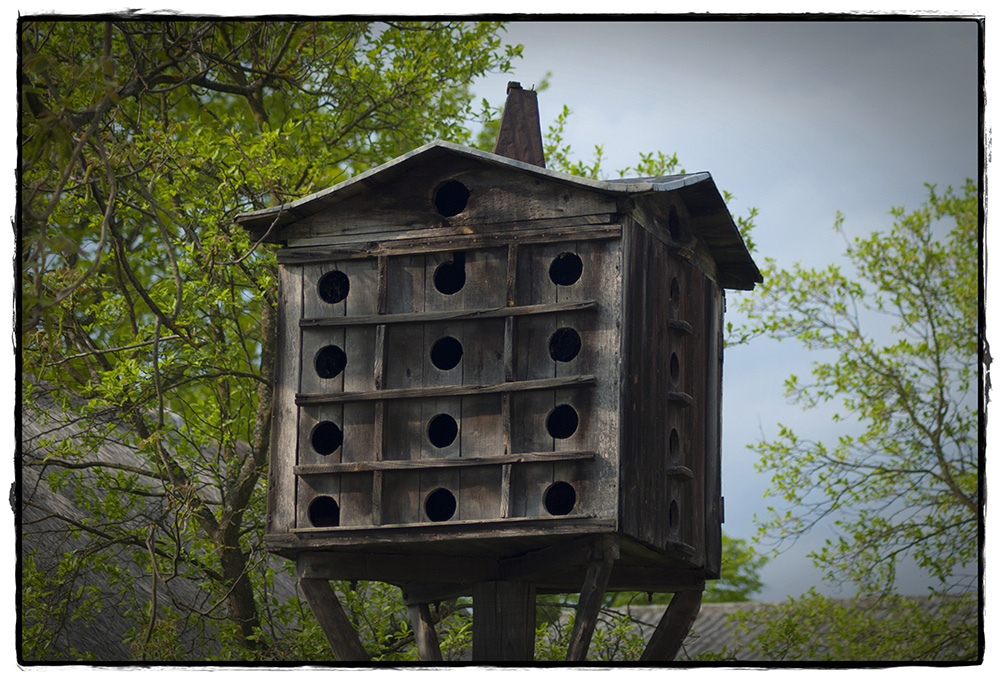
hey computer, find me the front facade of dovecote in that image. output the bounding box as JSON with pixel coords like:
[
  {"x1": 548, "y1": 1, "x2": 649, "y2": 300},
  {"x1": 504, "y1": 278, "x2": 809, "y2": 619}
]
[{"x1": 236, "y1": 140, "x2": 760, "y2": 596}]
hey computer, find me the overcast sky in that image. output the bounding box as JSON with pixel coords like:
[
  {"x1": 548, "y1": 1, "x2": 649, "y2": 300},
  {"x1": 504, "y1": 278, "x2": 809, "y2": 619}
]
[{"x1": 468, "y1": 18, "x2": 981, "y2": 599}]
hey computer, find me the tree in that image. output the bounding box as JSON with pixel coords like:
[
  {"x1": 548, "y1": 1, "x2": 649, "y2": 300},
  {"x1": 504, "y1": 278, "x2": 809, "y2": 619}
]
[
  {"x1": 730, "y1": 180, "x2": 980, "y2": 660},
  {"x1": 19, "y1": 18, "x2": 520, "y2": 661}
]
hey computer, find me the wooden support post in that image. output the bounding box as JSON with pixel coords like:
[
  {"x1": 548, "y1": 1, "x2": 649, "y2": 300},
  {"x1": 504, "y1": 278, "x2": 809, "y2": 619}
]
[
  {"x1": 298, "y1": 578, "x2": 369, "y2": 662},
  {"x1": 408, "y1": 603, "x2": 444, "y2": 661},
  {"x1": 640, "y1": 589, "x2": 703, "y2": 661},
  {"x1": 565, "y1": 536, "x2": 618, "y2": 661},
  {"x1": 472, "y1": 581, "x2": 537, "y2": 661}
]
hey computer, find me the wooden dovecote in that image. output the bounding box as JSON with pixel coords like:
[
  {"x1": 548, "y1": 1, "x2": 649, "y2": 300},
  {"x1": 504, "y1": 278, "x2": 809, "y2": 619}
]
[{"x1": 235, "y1": 86, "x2": 760, "y2": 661}]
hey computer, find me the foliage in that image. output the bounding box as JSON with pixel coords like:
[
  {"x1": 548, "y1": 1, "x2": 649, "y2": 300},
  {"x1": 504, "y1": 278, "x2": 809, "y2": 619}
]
[
  {"x1": 731, "y1": 180, "x2": 980, "y2": 660},
  {"x1": 19, "y1": 18, "x2": 519, "y2": 661},
  {"x1": 729, "y1": 589, "x2": 979, "y2": 662}
]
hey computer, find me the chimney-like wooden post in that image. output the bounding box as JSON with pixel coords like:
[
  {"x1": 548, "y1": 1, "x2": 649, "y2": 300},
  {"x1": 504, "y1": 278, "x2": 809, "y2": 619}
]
[{"x1": 492, "y1": 81, "x2": 546, "y2": 168}]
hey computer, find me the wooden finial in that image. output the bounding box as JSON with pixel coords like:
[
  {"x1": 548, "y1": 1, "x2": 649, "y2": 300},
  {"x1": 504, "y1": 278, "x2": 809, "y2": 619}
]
[{"x1": 492, "y1": 82, "x2": 545, "y2": 168}]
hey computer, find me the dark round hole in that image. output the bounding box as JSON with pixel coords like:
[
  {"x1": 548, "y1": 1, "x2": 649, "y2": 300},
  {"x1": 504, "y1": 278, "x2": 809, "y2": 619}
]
[
  {"x1": 544, "y1": 481, "x2": 577, "y2": 516},
  {"x1": 669, "y1": 499, "x2": 680, "y2": 531},
  {"x1": 549, "y1": 252, "x2": 583, "y2": 286},
  {"x1": 318, "y1": 270, "x2": 350, "y2": 304},
  {"x1": 670, "y1": 352, "x2": 680, "y2": 383},
  {"x1": 434, "y1": 253, "x2": 466, "y2": 295},
  {"x1": 308, "y1": 496, "x2": 340, "y2": 528},
  {"x1": 669, "y1": 428, "x2": 680, "y2": 462},
  {"x1": 546, "y1": 404, "x2": 579, "y2": 440},
  {"x1": 430, "y1": 336, "x2": 464, "y2": 371},
  {"x1": 669, "y1": 277, "x2": 681, "y2": 309},
  {"x1": 548, "y1": 327, "x2": 582, "y2": 363},
  {"x1": 435, "y1": 180, "x2": 471, "y2": 217},
  {"x1": 427, "y1": 413, "x2": 458, "y2": 448},
  {"x1": 425, "y1": 487, "x2": 457, "y2": 522},
  {"x1": 311, "y1": 421, "x2": 343, "y2": 456},
  {"x1": 314, "y1": 345, "x2": 347, "y2": 380},
  {"x1": 668, "y1": 205, "x2": 681, "y2": 242}
]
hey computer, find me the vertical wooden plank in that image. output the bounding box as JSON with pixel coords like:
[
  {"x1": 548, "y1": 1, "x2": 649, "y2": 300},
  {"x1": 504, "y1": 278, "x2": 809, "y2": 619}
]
[
  {"x1": 371, "y1": 254, "x2": 389, "y2": 526},
  {"x1": 298, "y1": 577, "x2": 369, "y2": 661},
  {"x1": 511, "y1": 244, "x2": 560, "y2": 516},
  {"x1": 408, "y1": 603, "x2": 444, "y2": 661},
  {"x1": 472, "y1": 581, "x2": 537, "y2": 661},
  {"x1": 269, "y1": 265, "x2": 302, "y2": 534},
  {"x1": 703, "y1": 281, "x2": 725, "y2": 576},
  {"x1": 639, "y1": 590, "x2": 703, "y2": 662},
  {"x1": 383, "y1": 254, "x2": 425, "y2": 523},
  {"x1": 421, "y1": 252, "x2": 463, "y2": 520}
]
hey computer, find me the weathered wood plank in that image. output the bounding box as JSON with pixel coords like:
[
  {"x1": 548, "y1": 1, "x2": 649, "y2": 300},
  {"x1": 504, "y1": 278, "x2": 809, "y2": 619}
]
[
  {"x1": 269, "y1": 265, "x2": 302, "y2": 534},
  {"x1": 294, "y1": 450, "x2": 596, "y2": 475},
  {"x1": 639, "y1": 590, "x2": 703, "y2": 661},
  {"x1": 300, "y1": 299, "x2": 598, "y2": 328},
  {"x1": 296, "y1": 374, "x2": 596, "y2": 406},
  {"x1": 278, "y1": 218, "x2": 619, "y2": 259},
  {"x1": 472, "y1": 580, "x2": 537, "y2": 661}
]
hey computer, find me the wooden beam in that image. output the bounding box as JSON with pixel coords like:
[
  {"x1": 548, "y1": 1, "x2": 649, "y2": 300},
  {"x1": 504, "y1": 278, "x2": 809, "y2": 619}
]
[
  {"x1": 300, "y1": 299, "x2": 598, "y2": 328},
  {"x1": 297, "y1": 578, "x2": 369, "y2": 662},
  {"x1": 564, "y1": 536, "x2": 618, "y2": 661},
  {"x1": 408, "y1": 603, "x2": 444, "y2": 661},
  {"x1": 492, "y1": 82, "x2": 545, "y2": 168},
  {"x1": 640, "y1": 590, "x2": 703, "y2": 661},
  {"x1": 296, "y1": 374, "x2": 596, "y2": 406},
  {"x1": 472, "y1": 580, "x2": 537, "y2": 661},
  {"x1": 294, "y1": 450, "x2": 595, "y2": 475}
]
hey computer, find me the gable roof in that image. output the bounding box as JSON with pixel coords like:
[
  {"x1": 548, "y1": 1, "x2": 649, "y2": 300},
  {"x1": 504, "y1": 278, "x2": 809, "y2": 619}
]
[{"x1": 235, "y1": 140, "x2": 761, "y2": 290}]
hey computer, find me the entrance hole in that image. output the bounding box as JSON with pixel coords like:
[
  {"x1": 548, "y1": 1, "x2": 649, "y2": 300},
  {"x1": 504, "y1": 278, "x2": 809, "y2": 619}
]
[
  {"x1": 546, "y1": 404, "x2": 579, "y2": 439},
  {"x1": 549, "y1": 252, "x2": 583, "y2": 286},
  {"x1": 311, "y1": 421, "x2": 343, "y2": 456},
  {"x1": 435, "y1": 180, "x2": 470, "y2": 217},
  {"x1": 544, "y1": 481, "x2": 577, "y2": 516},
  {"x1": 548, "y1": 327, "x2": 582, "y2": 363},
  {"x1": 314, "y1": 345, "x2": 347, "y2": 380},
  {"x1": 434, "y1": 253, "x2": 466, "y2": 295},
  {"x1": 669, "y1": 499, "x2": 680, "y2": 531},
  {"x1": 430, "y1": 336, "x2": 464, "y2": 371},
  {"x1": 318, "y1": 270, "x2": 350, "y2": 304},
  {"x1": 425, "y1": 487, "x2": 457, "y2": 522},
  {"x1": 308, "y1": 496, "x2": 341, "y2": 528},
  {"x1": 427, "y1": 413, "x2": 459, "y2": 448}
]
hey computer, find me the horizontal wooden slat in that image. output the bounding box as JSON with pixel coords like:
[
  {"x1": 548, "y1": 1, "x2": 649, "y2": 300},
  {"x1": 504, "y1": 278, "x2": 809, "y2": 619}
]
[
  {"x1": 300, "y1": 300, "x2": 598, "y2": 329},
  {"x1": 286, "y1": 515, "x2": 614, "y2": 538},
  {"x1": 296, "y1": 374, "x2": 597, "y2": 406},
  {"x1": 279, "y1": 218, "x2": 622, "y2": 259},
  {"x1": 294, "y1": 450, "x2": 597, "y2": 475}
]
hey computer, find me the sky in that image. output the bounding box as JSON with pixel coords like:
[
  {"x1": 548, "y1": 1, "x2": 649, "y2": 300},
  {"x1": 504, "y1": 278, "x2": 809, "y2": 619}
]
[
  {"x1": 3, "y1": 8, "x2": 986, "y2": 613},
  {"x1": 465, "y1": 18, "x2": 983, "y2": 599}
]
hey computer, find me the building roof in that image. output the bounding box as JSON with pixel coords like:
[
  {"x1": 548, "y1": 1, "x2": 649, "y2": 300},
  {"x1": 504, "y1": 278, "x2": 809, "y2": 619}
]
[{"x1": 235, "y1": 140, "x2": 761, "y2": 290}]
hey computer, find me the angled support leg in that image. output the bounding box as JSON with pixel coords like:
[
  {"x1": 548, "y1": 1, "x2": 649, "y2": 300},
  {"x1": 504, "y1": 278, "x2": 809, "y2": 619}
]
[
  {"x1": 640, "y1": 589, "x2": 703, "y2": 661},
  {"x1": 565, "y1": 536, "x2": 619, "y2": 662},
  {"x1": 408, "y1": 602, "x2": 443, "y2": 661},
  {"x1": 298, "y1": 578, "x2": 369, "y2": 661}
]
